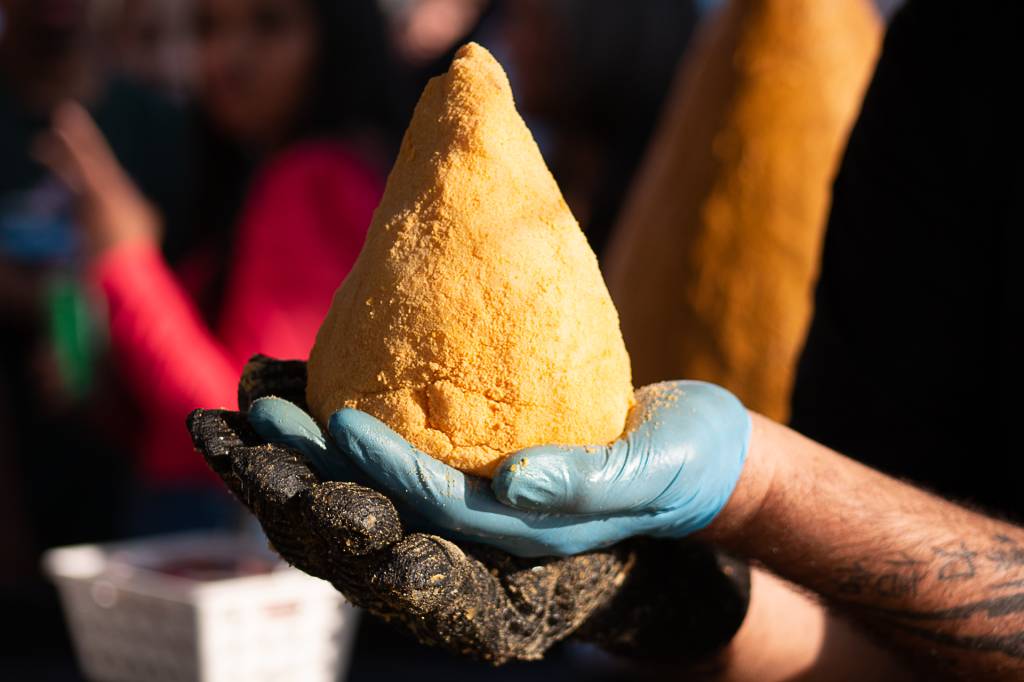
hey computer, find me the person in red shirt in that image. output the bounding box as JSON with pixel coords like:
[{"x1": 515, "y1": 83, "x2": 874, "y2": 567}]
[{"x1": 38, "y1": 0, "x2": 404, "y2": 531}]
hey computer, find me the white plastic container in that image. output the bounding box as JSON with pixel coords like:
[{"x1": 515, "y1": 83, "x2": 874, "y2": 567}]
[{"x1": 42, "y1": 531, "x2": 359, "y2": 682}]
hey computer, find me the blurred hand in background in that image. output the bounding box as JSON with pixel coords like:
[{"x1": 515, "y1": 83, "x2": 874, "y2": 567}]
[{"x1": 35, "y1": 101, "x2": 160, "y2": 256}]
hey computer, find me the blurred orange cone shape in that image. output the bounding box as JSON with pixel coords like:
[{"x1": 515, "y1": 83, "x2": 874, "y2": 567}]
[{"x1": 606, "y1": 0, "x2": 882, "y2": 421}]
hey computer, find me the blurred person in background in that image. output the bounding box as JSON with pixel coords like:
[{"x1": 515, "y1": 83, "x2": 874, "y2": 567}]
[
  {"x1": 383, "y1": 0, "x2": 489, "y2": 73},
  {"x1": 378, "y1": 0, "x2": 495, "y2": 145},
  {"x1": 502, "y1": 0, "x2": 698, "y2": 257},
  {"x1": 111, "y1": 0, "x2": 198, "y2": 101},
  {"x1": 36, "y1": 0, "x2": 404, "y2": 535},
  {"x1": 0, "y1": 0, "x2": 189, "y2": 670}
]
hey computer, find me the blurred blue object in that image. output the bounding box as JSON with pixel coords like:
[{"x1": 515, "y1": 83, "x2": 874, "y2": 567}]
[{"x1": 0, "y1": 177, "x2": 79, "y2": 264}]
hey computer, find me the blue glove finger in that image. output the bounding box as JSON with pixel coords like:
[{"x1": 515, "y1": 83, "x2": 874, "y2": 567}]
[
  {"x1": 491, "y1": 382, "x2": 691, "y2": 512},
  {"x1": 249, "y1": 398, "x2": 450, "y2": 534},
  {"x1": 491, "y1": 442, "x2": 624, "y2": 513},
  {"x1": 492, "y1": 381, "x2": 751, "y2": 535},
  {"x1": 328, "y1": 408, "x2": 643, "y2": 557},
  {"x1": 248, "y1": 397, "x2": 363, "y2": 483}
]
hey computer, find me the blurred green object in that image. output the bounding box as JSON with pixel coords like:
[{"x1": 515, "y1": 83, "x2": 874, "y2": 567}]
[{"x1": 46, "y1": 275, "x2": 103, "y2": 400}]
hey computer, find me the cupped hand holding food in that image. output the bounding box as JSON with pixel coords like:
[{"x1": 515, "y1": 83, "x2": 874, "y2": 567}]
[
  {"x1": 194, "y1": 357, "x2": 640, "y2": 664},
  {"x1": 256, "y1": 381, "x2": 751, "y2": 557}
]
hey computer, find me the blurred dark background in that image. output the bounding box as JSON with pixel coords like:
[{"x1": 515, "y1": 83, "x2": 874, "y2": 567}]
[{"x1": 0, "y1": 0, "x2": 903, "y2": 680}]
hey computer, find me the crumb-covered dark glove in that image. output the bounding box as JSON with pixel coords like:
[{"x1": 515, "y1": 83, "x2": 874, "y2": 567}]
[{"x1": 188, "y1": 356, "x2": 750, "y2": 664}]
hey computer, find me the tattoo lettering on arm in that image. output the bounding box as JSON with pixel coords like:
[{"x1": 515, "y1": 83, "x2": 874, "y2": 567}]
[
  {"x1": 832, "y1": 535, "x2": 1024, "y2": 662},
  {"x1": 836, "y1": 553, "x2": 926, "y2": 598},
  {"x1": 933, "y1": 543, "x2": 977, "y2": 581},
  {"x1": 986, "y1": 535, "x2": 1024, "y2": 571}
]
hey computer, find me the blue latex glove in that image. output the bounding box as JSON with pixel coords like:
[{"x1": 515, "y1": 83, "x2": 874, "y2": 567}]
[
  {"x1": 312, "y1": 381, "x2": 751, "y2": 557},
  {"x1": 247, "y1": 397, "x2": 437, "y2": 535},
  {"x1": 248, "y1": 396, "x2": 631, "y2": 548},
  {"x1": 248, "y1": 396, "x2": 364, "y2": 483}
]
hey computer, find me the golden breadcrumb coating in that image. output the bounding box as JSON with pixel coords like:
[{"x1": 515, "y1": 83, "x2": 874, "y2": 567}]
[{"x1": 307, "y1": 43, "x2": 633, "y2": 477}]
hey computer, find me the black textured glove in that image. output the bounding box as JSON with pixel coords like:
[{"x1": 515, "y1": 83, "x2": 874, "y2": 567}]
[{"x1": 188, "y1": 355, "x2": 750, "y2": 664}]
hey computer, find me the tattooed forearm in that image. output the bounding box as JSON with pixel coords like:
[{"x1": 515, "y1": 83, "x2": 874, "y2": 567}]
[
  {"x1": 836, "y1": 538, "x2": 1021, "y2": 598},
  {"x1": 986, "y1": 535, "x2": 1024, "y2": 570},
  {"x1": 830, "y1": 535, "x2": 1024, "y2": 666},
  {"x1": 713, "y1": 416, "x2": 1024, "y2": 679},
  {"x1": 836, "y1": 553, "x2": 927, "y2": 598},
  {"x1": 933, "y1": 543, "x2": 978, "y2": 581},
  {"x1": 835, "y1": 537, "x2": 1024, "y2": 599}
]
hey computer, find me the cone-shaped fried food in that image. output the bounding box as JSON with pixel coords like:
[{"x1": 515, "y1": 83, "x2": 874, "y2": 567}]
[
  {"x1": 605, "y1": 0, "x2": 881, "y2": 421},
  {"x1": 308, "y1": 43, "x2": 633, "y2": 477}
]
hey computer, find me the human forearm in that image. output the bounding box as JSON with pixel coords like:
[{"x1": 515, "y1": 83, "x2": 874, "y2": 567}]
[
  {"x1": 722, "y1": 568, "x2": 913, "y2": 682},
  {"x1": 707, "y1": 414, "x2": 1024, "y2": 679},
  {"x1": 317, "y1": 379, "x2": 1021, "y2": 676}
]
